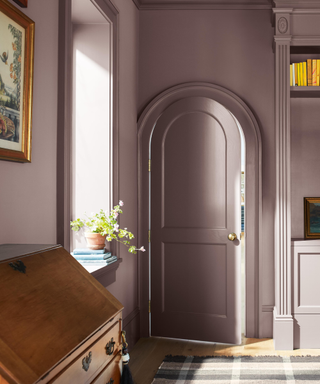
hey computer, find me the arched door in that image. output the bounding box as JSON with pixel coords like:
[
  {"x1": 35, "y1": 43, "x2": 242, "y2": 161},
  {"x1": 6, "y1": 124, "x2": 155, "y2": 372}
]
[{"x1": 150, "y1": 97, "x2": 242, "y2": 344}]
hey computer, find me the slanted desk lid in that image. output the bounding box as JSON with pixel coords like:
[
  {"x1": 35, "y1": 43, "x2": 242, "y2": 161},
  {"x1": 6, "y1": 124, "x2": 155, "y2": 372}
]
[{"x1": 0, "y1": 245, "x2": 123, "y2": 384}]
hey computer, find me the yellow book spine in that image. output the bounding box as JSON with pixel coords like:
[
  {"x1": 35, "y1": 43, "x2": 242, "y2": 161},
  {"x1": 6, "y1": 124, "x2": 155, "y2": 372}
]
[
  {"x1": 297, "y1": 63, "x2": 301, "y2": 86},
  {"x1": 312, "y1": 59, "x2": 317, "y2": 86},
  {"x1": 294, "y1": 63, "x2": 298, "y2": 86},
  {"x1": 290, "y1": 64, "x2": 293, "y2": 86},
  {"x1": 317, "y1": 59, "x2": 320, "y2": 86},
  {"x1": 307, "y1": 59, "x2": 312, "y2": 86},
  {"x1": 303, "y1": 61, "x2": 307, "y2": 86}
]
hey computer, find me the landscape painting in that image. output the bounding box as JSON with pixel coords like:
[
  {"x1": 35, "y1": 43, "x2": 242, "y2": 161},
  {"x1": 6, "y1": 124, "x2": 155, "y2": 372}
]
[
  {"x1": 0, "y1": 0, "x2": 34, "y2": 162},
  {"x1": 304, "y1": 198, "x2": 320, "y2": 239},
  {"x1": 0, "y1": 9, "x2": 24, "y2": 147}
]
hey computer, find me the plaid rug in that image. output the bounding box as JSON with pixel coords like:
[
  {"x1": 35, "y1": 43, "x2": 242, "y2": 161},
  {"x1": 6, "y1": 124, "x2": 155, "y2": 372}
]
[{"x1": 151, "y1": 355, "x2": 320, "y2": 383}]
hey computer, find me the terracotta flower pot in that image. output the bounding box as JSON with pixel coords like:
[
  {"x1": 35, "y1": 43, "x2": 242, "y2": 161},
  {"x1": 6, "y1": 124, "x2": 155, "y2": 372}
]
[{"x1": 85, "y1": 232, "x2": 106, "y2": 250}]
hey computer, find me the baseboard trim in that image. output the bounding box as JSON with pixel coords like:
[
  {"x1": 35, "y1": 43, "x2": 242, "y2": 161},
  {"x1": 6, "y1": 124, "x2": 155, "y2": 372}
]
[
  {"x1": 273, "y1": 307, "x2": 294, "y2": 350},
  {"x1": 123, "y1": 307, "x2": 141, "y2": 350},
  {"x1": 123, "y1": 306, "x2": 140, "y2": 328}
]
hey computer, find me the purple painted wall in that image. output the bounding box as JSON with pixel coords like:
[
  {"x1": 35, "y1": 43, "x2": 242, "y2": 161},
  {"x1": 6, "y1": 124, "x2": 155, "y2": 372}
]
[
  {"x1": 0, "y1": 0, "x2": 59, "y2": 245},
  {"x1": 102, "y1": 0, "x2": 140, "y2": 345},
  {"x1": 291, "y1": 98, "x2": 320, "y2": 238},
  {"x1": 3, "y1": 0, "x2": 316, "y2": 343},
  {"x1": 139, "y1": 9, "x2": 275, "y2": 336}
]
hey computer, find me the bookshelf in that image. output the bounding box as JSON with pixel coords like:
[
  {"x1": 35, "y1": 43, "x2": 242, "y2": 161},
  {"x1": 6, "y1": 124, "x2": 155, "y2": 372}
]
[
  {"x1": 290, "y1": 46, "x2": 320, "y2": 97},
  {"x1": 290, "y1": 86, "x2": 320, "y2": 97},
  {"x1": 273, "y1": 1, "x2": 320, "y2": 350}
]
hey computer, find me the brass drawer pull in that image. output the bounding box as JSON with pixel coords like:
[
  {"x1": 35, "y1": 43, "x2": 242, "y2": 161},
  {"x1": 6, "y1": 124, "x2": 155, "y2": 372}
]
[
  {"x1": 107, "y1": 378, "x2": 114, "y2": 384},
  {"x1": 82, "y1": 351, "x2": 92, "y2": 372},
  {"x1": 105, "y1": 337, "x2": 115, "y2": 355},
  {"x1": 8, "y1": 260, "x2": 26, "y2": 274}
]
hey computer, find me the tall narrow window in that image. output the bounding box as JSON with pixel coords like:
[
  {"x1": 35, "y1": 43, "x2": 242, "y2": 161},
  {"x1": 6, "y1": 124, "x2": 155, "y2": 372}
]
[{"x1": 71, "y1": 0, "x2": 112, "y2": 250}]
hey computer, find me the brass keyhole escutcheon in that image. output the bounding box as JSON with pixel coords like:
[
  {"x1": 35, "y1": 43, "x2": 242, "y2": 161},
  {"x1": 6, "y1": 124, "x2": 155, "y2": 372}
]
[{"x1": 228, "y1": 233, "x2": 237, "y2": 241}]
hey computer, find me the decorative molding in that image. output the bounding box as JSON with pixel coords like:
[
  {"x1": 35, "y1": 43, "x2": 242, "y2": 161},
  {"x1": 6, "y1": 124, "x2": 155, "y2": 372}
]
[
  {"x1": 273, "y1": 32, "x2": 293, "y2": 350},
  {"x1": 57, "y1": 0, "x2": 120, "y2": 254},
  {"x1": 278, "y1": 17, "x2": 288, "y2": 33},
  {"x1": 291, "y1": 36, "x2": 320, "y2": 46},
  {"x1": 262, "y1": 305, "x2": 274, "y2": 312},
  {"x1": 57, "y1": 0, "x2": 72, "y2": 249},
  {"x1": 133, "y1": 0, "x2": 272, "y2": 10},
  {"x1": 273, "y1": 0, "x2": 320, "y2": 10},
  {"x1": 273, "y1": 308, "x2": 294, "y2": 350}
]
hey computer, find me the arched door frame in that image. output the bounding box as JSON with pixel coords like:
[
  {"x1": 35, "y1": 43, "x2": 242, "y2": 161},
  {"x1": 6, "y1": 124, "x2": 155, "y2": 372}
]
[{"x1": 138, "y1": 82, "x2": 262, "y2": 338}]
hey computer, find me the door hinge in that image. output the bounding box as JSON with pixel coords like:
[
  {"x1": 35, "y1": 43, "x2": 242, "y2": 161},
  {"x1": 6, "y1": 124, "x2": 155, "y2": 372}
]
[
  {"x1": 148, "y1": 300, "x2": 151, "y2": 313},
  {"x1": 148, "y1": 230, "x2": 151, "y2": 243},
  {"x1": 148, "y1": 159, "x2": 151, "y2": 172}
]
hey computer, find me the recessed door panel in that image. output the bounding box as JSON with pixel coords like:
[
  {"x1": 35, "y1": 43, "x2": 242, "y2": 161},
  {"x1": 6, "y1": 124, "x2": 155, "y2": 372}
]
[
  {"x1": 151, "y1": 97, "x2": 241, "y2": 344},
  {"x1": 164, "y1": 113, "x2": 226, "y2": 229},
  {"x1": 162, "y1": 243, "x2": 227, "y2": 317}
]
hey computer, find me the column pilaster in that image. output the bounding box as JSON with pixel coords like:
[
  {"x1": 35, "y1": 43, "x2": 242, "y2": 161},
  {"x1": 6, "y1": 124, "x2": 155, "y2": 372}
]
[{"x1": 273, "y1": 9, "x2": 293, "y2": 350}]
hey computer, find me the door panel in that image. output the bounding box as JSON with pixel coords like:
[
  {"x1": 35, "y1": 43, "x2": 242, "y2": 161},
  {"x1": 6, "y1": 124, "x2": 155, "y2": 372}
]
[
  {"x1": 151, "y1": 97, "x2": 241, "y2": 344},
  {"x1": 163, "y1": 112, "x2": 226, "y2": 229}
]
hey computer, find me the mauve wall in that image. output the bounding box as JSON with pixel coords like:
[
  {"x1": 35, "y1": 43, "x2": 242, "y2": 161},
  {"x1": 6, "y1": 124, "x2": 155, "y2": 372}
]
[
  {"x1": 102, "y1": 0, "x2": 140, "y2": 346},
  {"x1": 291, "y1": 98, "x2": 320, "y2": 238},
  {"x1": 139, "y1": 9, "x2": 275, "y2": 337},
  {"x1": 0, "y1": 0, "x2": 58, "y2": 245}
]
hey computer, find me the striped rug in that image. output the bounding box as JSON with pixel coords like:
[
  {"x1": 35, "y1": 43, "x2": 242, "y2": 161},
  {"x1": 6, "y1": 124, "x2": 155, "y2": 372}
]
[{"x1": 151, "y1": 355, "x2": 320, "y2": 383}]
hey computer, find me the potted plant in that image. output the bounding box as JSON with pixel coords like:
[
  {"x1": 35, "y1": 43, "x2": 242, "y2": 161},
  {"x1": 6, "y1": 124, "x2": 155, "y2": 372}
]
[{"x1": 70, "y1": 200, "x2": 145, "y2": 253}]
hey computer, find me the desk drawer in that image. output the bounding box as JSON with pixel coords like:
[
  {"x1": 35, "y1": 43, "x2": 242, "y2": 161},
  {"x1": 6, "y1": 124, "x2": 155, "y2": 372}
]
[
  {"x1": 91, "y1": 353, "x2": 121, "y2": 384},
  {"x1": 52, "y1": 317, "x2": 121, "y2": 384}
]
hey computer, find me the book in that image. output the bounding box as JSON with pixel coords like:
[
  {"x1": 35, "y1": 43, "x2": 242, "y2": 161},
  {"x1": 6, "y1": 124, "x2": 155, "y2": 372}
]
[
  {"x1": 294, "y1": 63, "x2": 298, "y2": 86},
  {"x1": 290, "y1": 64, "x2": 293, "y2": 86},
  {"x1": 73, "y1": 248, "x2": 107, "y2": 255},
  {"x1": 307, "y1": 59, "x2": 312, "y2": 86},
  {"x1": 72, "y1": 252, "x2": 112, "y2": 260},
  {"x1": 302, "y1": 61, "x2": 307, "y2": 86},
  {"x1": 317, "y1": 59, "x2": 320, "y2": 86},
  {"x1": 312, "y1": 59, "x2": 317, "y2": 85},
  {"x1": 292, "y1": 64, "x2": 295, "y2": 86}
]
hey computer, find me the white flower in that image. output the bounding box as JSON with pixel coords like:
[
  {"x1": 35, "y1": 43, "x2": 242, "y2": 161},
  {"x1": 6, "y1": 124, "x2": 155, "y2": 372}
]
[
  {"x1": 139, "y1": 246, "x2": 146, "y2": 252},
  {"x1": 119, "y1": 200, "x2": 124, "y2": 206},
  {"x1": 114, "y1": 223, "x2": 119, "y2": 232}
]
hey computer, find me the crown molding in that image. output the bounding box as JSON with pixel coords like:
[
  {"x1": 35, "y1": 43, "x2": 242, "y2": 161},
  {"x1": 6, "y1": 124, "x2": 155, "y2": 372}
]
[
  {"x1": 273, "y1": 0, "x2": 320, "y2": 9},
  {"x1": 132, "y1": 0, "x2": 272, "y2": 10}
]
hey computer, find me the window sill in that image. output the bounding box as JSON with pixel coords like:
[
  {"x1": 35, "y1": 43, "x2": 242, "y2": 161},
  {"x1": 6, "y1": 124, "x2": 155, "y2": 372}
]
[{"x1": 73, "y1": 256, "x2": 122, "y2": 287}]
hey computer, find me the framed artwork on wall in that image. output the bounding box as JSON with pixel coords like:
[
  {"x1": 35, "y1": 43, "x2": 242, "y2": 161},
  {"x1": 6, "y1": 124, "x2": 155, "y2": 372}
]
[
  {"x1": 304, "y1": 197, "x2": 320, "y2": 239},
  {"x1": 0, "y1": 0, "x2": 34, "y2": 162},
  {"x1": 12, "y1": 0, "x2": 27, "y2": 8}
]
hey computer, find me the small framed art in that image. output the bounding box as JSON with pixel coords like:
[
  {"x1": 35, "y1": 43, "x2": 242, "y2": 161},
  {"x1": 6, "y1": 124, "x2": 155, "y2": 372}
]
[
  {"x1": 12, "y1": 0, "x2": 27, "y2": 7},
  {"x1": 0, "y1": 0, "x2": 34, "y2": 162},
  {"x1": 304, "y1": 197, "x2": 320, "y2": 239}
]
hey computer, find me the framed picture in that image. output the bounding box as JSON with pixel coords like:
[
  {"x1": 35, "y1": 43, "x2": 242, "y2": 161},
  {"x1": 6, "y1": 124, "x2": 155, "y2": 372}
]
[
  {"x1": 12, "y1": 0, "x2": 28, "y2": 8},
  {"x1": 304, "y1": 197, "x2": 320, "y2": 239},
  {"x1": 0, "y1": 0, "x2": 34, "y2": 162}
]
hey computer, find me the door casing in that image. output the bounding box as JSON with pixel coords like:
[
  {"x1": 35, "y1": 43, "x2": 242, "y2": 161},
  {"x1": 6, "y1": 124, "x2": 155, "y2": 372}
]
[{"x1": 138, "y1": 82, "x2": 262, "y2": 339}]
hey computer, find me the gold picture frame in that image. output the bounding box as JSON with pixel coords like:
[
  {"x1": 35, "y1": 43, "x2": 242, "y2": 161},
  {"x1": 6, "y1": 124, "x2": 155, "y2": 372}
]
[
  {"x1": 304, "y1": 197, "x2": 320, "y2": 239},
  {"x1": 0, "y1": 0, "x2": 34, "y2": 162}
]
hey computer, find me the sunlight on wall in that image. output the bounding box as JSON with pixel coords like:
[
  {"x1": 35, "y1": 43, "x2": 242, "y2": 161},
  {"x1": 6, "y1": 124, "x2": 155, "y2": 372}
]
[{"x1": 72, "y1": 23, "x2": 111, "y2": 249}]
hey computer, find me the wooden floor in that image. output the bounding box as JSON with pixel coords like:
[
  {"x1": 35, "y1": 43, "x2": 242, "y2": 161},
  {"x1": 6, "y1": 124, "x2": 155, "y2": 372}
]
[{"x1": 129, "y1": 336, "x2": 320, "y2": 384}]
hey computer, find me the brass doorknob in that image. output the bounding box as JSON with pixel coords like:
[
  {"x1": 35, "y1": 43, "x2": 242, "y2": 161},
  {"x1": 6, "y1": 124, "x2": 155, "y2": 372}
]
[{"x1": 228, "y1": 233, "x2": 237, "y2": 241}]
